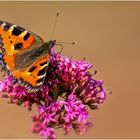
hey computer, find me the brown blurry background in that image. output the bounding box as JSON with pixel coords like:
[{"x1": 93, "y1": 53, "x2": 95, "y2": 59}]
[{"x1": 0, "y1": 1, "x2": 140, "y2": 139}]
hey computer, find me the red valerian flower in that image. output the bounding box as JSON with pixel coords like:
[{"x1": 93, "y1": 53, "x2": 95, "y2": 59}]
[{"x1": 0, "y1": 49, "x2": 106, "y2": 139}]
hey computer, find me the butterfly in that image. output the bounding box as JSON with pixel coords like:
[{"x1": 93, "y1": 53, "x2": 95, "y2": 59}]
[{"x1": 0, "y1": 21, "x2": 56, "y2": 93}]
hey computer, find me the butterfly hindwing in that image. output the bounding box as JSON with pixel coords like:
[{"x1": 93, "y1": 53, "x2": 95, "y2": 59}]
[{"x1": 13, "y1": 56, "x2": 49, "y2": 92}]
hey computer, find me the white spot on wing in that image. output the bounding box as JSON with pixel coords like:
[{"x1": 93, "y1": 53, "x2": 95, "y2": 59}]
[
  {"x1": 37, "y1": 82, "x2": 43, "y2": 86},
  {"x1": 19, "y1": 30, "x2": 27, "y2": 37},
  {"x1": 9, "y1": 25, "x2": 17, "y2": 33},
  {"x1": 1, "y1": 22, "x2": 6, "y2": 28}
]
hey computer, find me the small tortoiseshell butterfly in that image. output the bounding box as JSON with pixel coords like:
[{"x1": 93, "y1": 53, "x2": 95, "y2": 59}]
[{"x1": 0, "y1": 21, "x2": 56, "y2": 92}]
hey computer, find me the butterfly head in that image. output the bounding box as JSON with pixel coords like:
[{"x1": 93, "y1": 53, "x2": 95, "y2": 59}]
[{"x1": 47, "y1": 40, "x2": 56, "y2": 50}]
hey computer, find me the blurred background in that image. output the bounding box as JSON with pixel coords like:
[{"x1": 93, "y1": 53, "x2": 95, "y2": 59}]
[{"x1": 0, "y1": 1, "x2": 140, "y2": 139}]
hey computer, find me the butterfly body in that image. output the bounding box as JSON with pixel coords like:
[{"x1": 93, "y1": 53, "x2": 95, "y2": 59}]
[{"x1": 0, "y1": 21, "x2": 56, "y2": 92}]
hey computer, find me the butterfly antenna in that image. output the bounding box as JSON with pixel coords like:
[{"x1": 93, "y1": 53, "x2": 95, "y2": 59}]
[
  {"x1": 56, "y1": 42, "x2": 76, "y2": 53},
  {"x1": 50, "y1": 11, "x2": 59, "y2": 40},
  {"x1": 56, "y1": 42, "x2": 76, "y2": 45}
]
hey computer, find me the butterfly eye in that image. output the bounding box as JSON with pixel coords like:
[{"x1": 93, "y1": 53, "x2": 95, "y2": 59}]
[{"x1": 14, "y1": 42, "x2": 23, "y2": 50}]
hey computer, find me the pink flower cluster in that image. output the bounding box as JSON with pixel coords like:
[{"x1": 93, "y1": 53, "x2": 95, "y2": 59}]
[{"x1": 0, "y1": 49, "x2": 106, "y2": 139}]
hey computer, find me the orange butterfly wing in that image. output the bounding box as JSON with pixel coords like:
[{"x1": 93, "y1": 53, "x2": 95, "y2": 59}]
[
  {"x1": 13, "y1": 55, "x2": 49, "y2": 92},
  {"x1": 0, "y1": 21, "x2": 50, "y2": 92},
  {"x1": 0, "y1": 21, "x2": 44, "y2": 72}
]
